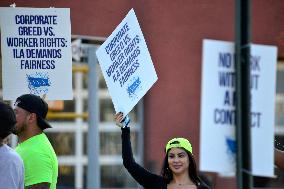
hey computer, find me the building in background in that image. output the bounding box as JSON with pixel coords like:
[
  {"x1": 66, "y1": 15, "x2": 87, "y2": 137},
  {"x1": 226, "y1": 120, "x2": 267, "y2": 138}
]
[{"x1": 0, "y1": 1, "x2": 284, "y2": 189}]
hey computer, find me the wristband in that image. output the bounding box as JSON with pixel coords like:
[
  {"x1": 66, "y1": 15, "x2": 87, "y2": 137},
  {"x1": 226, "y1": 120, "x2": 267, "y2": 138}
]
[{"x1": 121, "y1": 115, "x2": 130, "y2": 128}]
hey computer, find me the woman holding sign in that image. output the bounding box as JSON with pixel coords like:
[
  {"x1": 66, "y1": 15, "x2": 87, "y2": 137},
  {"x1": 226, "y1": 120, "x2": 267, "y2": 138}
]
[{"x1": 115, "y1": 112, "x2": 211, "y2": 189}]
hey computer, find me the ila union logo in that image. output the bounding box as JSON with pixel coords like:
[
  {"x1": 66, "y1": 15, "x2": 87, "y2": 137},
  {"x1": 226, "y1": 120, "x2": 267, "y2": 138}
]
[{"x1": 27, "y1": 72, "x2": 51, "y2": 96}]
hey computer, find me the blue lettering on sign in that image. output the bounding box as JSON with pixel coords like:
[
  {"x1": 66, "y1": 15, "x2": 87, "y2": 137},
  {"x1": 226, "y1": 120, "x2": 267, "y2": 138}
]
[
  {"x1": 219, "y1": 52, "x2": 235, "y2": 68},
  {"x1": 127, "y1": 77, "x2": 141, "y2": 96},
  {"x1": 26, "y1": 72, "x2": 51, "y2": 95},
  {"x1": 218, "y1": 71, "x2": 235, "y2": 87}
]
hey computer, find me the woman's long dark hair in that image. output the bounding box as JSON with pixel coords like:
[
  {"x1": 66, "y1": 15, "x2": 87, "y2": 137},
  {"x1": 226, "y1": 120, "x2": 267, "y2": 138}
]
[{"x1": 161, "y1": 148, "x2": 202, "y2": 186}]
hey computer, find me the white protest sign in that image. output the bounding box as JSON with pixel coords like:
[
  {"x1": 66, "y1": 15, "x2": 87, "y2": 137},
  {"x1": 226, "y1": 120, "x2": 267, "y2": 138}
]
[
  {"x1": 71, "y1": 38, "x2": 91, "y2": 62},
  {"x1": 96, "y1": 9, "x2": 158, "y2": 115},
  {"x1": 71, "y1": 38, "x2": 82, "y2": 62},
  {"x1": 0, "y1": 7, "x2": 72, "y2": 100},
  {"x1": 200, "y1": 39, "x2": 277, "y2": 177}
]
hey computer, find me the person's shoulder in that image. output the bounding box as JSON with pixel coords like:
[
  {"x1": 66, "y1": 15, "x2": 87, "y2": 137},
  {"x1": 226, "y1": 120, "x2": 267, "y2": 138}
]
[
  {"x1": 1, "y1": 145, "x2": 23, "y2": 165},
  {"x1": 26, "y1": 133, "x2": 52, "y2": 150},
  {"x1": 2, "y1": 144, "x2": 19, "y2": 156}
]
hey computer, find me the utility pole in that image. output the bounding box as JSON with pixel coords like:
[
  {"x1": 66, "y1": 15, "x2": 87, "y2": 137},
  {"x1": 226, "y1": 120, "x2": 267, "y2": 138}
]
[
  {"x1": 235, "y1": 0, "x2": 253, "y2": 189},
  {"x1": 87, "y1": 46, "x2": 100, "y2": 189}
]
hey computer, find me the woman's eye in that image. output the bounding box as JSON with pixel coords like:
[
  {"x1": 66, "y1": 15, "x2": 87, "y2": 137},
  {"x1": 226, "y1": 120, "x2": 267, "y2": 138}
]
[{"x1": 168, "y1": 155, "x2": 175, "y2": 158}]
